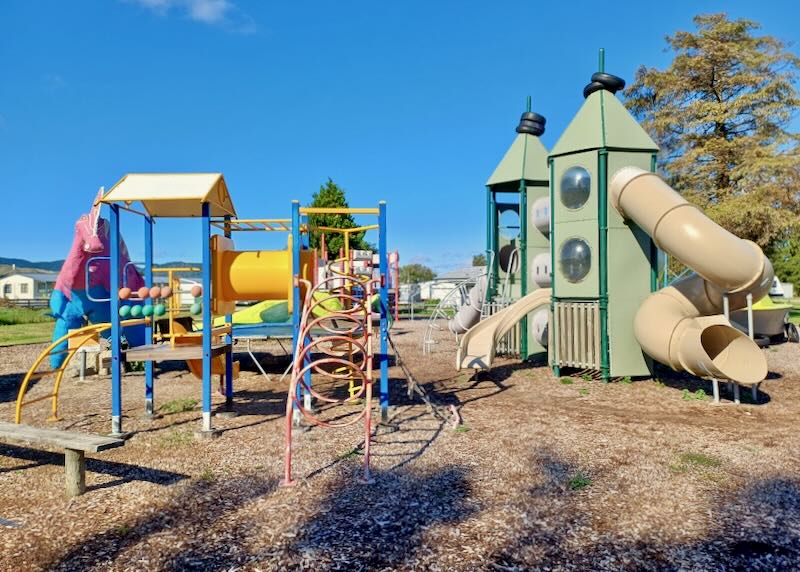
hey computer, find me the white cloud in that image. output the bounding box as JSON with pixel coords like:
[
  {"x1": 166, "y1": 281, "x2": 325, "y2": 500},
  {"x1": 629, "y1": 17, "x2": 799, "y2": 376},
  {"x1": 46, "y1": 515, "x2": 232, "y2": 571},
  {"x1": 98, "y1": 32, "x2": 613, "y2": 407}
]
[
  {"x1": 42, "y1": 73, "x2": 66, "y2": 91},
  {"x1": 127, "y1": 0, "x2": 255, "y2": 33}
]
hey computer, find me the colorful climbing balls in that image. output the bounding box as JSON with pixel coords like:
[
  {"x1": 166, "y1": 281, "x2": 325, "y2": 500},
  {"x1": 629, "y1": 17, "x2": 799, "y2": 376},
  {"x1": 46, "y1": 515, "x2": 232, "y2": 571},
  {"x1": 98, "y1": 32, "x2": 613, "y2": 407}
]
[
  {"x1": 130, "y1": 305, "x2": 143, "y2": 318},
  {"x1": 160, "y1": 286, "x2": 173, "y2": 298},
  {"x1": 190, "y1": 302, "x2": 202, "y2": 316},
  {"x1": 118, "y1": 287, "x2": 132, "y2": 300},
  {"x1": 149, "y1": 286, "x2": 162, "y2": 299},
  {"x1": 153, "y1": 303, "x2": 167, "y2": 317},
  {"x1": 137, "y1": 286, "x2": 150, "y2": 299},
  {"x1": 142, "y1": 305, "x2": 154, "y2": 317},
  {"x1": 119, "y1": 305, "x2": 131, "y2": 318},
  {"x1": 190, "y1": 285, "x2": 203, "y2": 298}
]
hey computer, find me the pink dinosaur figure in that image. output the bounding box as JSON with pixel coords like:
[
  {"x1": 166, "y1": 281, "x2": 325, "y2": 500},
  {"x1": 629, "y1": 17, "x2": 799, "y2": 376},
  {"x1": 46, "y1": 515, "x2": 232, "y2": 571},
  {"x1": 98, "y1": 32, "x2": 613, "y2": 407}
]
[{"x1": 49, "y1": 190, "x2": 145, "y2": 367}]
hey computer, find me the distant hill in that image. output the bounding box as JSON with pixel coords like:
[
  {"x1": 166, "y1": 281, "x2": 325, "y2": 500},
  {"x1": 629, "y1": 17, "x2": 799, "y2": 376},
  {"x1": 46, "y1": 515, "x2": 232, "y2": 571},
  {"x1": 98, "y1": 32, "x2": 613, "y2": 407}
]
[{"x1": 0, "y1": 257, "x2": 201, "y2": 278}]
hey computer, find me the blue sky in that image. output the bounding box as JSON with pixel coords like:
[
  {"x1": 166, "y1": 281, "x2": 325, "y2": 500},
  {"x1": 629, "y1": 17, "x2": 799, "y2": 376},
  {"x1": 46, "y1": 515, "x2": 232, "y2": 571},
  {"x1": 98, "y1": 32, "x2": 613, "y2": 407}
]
[{"x1": 1, "y1": 0, "x2": 797, "y2": 272}]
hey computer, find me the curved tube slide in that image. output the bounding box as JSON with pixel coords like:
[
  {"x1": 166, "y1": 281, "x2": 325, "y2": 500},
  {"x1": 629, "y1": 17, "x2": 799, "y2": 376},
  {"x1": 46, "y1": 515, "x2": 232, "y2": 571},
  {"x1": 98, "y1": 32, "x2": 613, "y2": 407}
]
[
  {"x1": 448, "y1": 275, "x2": 488, "y2": 334},
  {"x1": 610, "y1": 167, "x2": 774, "y2": 385},
  {"x1": 457, "y1": 288, "x2": 551, "y2": 370}
]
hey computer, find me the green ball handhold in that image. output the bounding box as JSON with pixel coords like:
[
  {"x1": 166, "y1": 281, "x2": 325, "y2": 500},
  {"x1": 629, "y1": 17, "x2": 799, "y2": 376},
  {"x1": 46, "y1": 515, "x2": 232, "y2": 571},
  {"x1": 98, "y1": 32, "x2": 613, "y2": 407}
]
[
  {"x1": 154, "y1": 303, "x2": 167, "y2": 317},
  {"x1": 142, "y1": 305, "x2": 154, "y2": 317},
  {"x1": 119, "y1": 305, "x2": 131, "y2": 318},
  {"x1": 190, "y1": 302, "x2": 202, "y2": 316},
  {"x1": 130, "y1": 305, "x2": 143, "y2": 318}
]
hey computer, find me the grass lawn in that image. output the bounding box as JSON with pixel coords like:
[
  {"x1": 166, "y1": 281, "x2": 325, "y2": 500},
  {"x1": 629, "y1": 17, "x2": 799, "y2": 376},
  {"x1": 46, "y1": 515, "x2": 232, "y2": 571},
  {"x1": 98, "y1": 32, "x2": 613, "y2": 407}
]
[
  {"x1": 790, "y1": 307, "x2": 799, "y2": 325},
  {"x1": 0, "y1": 322, "x2": 53, "y2": 346}
]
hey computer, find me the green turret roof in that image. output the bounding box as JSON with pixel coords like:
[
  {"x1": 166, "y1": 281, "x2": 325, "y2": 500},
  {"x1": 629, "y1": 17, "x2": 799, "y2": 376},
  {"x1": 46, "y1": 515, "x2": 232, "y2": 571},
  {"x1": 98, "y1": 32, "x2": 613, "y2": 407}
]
[
  {"x1": 549, "y1": 89, "x2": 657, "y2": 157},
  {"x1": 486, "y1": 132, "x2": 549, "y2": 187}
]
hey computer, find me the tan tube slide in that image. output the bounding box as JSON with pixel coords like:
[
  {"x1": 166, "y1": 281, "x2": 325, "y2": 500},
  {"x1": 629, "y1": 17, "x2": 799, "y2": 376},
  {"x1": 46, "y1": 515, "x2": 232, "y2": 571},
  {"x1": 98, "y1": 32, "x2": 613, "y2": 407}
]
[{"x1": 610, "y1": 167, "x2": 774, "y2": 385}]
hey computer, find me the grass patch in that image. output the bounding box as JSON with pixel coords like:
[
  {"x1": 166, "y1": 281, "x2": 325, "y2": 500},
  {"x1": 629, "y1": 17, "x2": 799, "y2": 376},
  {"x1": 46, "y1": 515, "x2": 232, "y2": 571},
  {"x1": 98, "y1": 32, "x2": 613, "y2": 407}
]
[
  {"x1": 620, "y1": 376, "x2": 632, "y2": 385},
  {"x1": 198, "y1": 468, "x2": 215, "y2": 482},
  {"x1": 789, "y1": 307, "x2": 799, "y2": 325},
  {"x1": 159, "y1": 398, "x2": 198, "y2": 414},
  {"x1": 0, "y1": 322, "x2": 53, "y2": 345},
  {"x1": 159, "y1": 429, "x2": 193, "y2": 447},
  {"x1": 580, "y1": 373, "x2": 592, "y2": 382},
  {"x1": 578, "y1": 388, "x2": 589, "y2": 397},
  {"x1": 568, "y1": 472, "x2": 591, "y2": 490},
  {"x1": 454, "y1": 425, "x2": 471, "y2": 433},
  {"x1": 0, "y1": 306, "x2": 53, "y2": 326},
  {"x1": 560, "y1": 377, "x2": 574, "y2": 385},
  {"x1": 682, "y1": 388, "x2": 708, "y2": 401},
  {"x1": 337, "y1": 447, "x2": 361, "y2": 461},
  {"x1": 678, "y1": 451, "x2": 722, "y2": 468}
]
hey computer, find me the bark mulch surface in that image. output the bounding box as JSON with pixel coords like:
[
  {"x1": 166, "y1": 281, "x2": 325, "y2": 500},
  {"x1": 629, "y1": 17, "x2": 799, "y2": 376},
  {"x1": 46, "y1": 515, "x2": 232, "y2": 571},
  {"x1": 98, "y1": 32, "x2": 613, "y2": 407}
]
[{"x1": 0, "y1": 321, "x2": 799, "y2": 571}]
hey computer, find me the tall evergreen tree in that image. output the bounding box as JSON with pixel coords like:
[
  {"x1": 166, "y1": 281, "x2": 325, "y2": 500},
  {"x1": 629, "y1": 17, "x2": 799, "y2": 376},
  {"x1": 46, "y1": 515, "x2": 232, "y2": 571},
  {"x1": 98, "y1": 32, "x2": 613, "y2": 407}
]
[
  {"x1": 624, "y1": 14, "x2": 800, "y2": 252},
  {"x1": 307, "y1": 179, "x2": 370, "y2": 260}
]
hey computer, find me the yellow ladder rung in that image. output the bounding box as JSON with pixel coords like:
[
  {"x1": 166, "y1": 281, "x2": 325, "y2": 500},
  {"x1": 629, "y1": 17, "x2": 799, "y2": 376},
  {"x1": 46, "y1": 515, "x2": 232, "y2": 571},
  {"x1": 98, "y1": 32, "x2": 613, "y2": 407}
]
[{"x1": 21, "y1": 394, "x2": 57, "y2": 406}]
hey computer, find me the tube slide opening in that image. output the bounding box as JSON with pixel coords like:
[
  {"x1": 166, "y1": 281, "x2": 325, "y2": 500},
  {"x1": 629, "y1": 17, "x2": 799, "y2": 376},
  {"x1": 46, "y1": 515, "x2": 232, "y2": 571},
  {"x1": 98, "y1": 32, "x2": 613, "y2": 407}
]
[{"x1": 700, "y1": 325, "x2": 767, "y2": 385}]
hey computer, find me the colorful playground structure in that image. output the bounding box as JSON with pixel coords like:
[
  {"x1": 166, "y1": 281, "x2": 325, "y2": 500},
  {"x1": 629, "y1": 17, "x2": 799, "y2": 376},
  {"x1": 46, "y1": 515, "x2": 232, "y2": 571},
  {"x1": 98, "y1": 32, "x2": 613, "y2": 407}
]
[
  {"x1": 15, "y1": 174, "x2": 396, "y2": 479},
  {"x1": 442, "y1": 49, "x2": 795, "y2": 401}
]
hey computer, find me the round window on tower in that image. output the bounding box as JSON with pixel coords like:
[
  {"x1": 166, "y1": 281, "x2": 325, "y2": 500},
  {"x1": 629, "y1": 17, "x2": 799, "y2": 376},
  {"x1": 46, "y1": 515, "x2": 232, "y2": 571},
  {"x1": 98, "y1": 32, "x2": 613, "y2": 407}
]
[
  {"x1": 560, "y1": 166, "x2": 591, "y2": 210},
  {"x1": 559, "y1": 238, "x2": 592, "y2": 283}
]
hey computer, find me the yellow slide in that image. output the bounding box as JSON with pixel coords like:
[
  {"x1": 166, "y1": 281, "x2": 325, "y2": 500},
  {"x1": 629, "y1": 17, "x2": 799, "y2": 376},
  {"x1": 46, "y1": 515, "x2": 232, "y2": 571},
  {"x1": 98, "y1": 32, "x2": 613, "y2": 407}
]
[{"x1": 457, "y1": 289, "x2": 551, "y2": 370}]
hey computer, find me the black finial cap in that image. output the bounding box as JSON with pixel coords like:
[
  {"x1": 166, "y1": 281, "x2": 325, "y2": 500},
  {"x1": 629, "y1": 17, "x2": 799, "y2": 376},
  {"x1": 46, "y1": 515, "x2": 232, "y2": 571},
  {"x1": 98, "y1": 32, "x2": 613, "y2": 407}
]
[
  {"x1": 516, "y1": 111, "x2": 546, "y2": 136},
  {"x1": 583, "y1": 72, "x2": 626, "y2": 99}
]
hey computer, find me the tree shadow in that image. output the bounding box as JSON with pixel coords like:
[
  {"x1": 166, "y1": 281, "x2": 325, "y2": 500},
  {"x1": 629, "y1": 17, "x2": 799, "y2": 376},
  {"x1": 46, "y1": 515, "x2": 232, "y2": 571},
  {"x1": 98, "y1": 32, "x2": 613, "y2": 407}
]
[
  {"x1": 48, "y1": 474, "x2": 278, "y2": 571},
  {"x1": 487, "y1": 449, "x2": 800, "y2": 570},
  {"x1": 276, "y1": 466, "x2": 476, "y2": 570}
]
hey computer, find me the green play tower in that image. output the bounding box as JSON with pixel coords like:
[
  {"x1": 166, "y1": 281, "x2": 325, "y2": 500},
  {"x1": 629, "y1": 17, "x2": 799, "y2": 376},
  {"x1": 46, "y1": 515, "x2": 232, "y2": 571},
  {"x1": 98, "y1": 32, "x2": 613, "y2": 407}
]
[
  {"x1": 548, "y1": 50, "x2": 659, "y2": 380},
  {"x1": 485, "y1": 98, "x2": 549, "y2": 361}
]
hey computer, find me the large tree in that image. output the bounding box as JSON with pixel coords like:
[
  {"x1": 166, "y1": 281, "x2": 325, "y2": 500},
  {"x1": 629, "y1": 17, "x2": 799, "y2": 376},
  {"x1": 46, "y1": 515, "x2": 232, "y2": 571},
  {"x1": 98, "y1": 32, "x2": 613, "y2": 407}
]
[
  {"x1": 624, "y1": 14, "x2": 800, "y2": 254},
  {"x1": 307, "y1": 179, "x2": 371, "y2": 260},
  {"x1": 399, "y1": 264, "x2": 436, "y2": 284}
]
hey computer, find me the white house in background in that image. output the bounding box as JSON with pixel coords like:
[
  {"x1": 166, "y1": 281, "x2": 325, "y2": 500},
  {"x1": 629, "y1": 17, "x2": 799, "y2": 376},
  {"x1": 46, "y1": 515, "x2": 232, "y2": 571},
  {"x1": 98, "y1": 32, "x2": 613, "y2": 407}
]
[
  {"x1": 417, "y1": 266, "x2": 486, "y2": 301},
  {"x1": 0, "y1": 272, "x2": 58, "y2": 300}
]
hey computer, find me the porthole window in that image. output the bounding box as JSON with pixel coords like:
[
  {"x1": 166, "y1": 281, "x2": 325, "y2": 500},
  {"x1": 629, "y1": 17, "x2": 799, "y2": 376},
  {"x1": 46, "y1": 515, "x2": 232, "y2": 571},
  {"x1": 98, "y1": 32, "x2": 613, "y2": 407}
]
[
  {"x1": 559, "y1": 238, "x2": 591, "y2": 283},
  {"x1": 560, "y1": 166, "x2": 591, "y2": 210}
]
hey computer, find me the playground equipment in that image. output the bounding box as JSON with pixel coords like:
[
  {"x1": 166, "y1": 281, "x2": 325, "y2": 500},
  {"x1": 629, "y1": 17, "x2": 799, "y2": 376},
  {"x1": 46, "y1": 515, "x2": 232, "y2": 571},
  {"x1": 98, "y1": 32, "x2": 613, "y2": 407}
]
[
  {"x1": 457, "y1": 49, "x2": 779, "y2": 393},
  {"x1": 282, "y1": 202, "x2": 389, "y2": 485},
  {"x1": 48, "y1": 190, "x2": 145, "y2": 368}
]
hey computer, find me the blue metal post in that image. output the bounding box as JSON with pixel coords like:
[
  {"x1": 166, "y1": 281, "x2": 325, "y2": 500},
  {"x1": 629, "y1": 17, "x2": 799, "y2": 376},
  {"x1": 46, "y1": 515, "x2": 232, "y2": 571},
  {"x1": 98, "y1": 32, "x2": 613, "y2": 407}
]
[
  {"x1": 223, "y1": 215, "x2": 234, "y2": 411},
  {"x1": 291, "y1": 201, "x2": 303, "y2": 412},
  {"x1": 301, "y1": 213, "x2": 312, "y2": 408},
  {"x1": 144, "y1": 215, "x2": 155, "y2": 417},
  {"x1": 109, "y1": 204, "x2": 123, "y2": 435},
  {"x1": 200, "y1": 202, "x2": 214, "y2": 433},
  {"x1": 378, "y1": 201, "x2": 389, "y2": 422}
]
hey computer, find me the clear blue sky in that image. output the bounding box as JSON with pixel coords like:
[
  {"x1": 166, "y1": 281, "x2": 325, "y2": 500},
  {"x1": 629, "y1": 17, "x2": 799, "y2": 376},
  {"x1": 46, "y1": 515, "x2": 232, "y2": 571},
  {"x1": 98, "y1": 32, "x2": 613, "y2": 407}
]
[{"x1": 1, "y1": 1, "x2": 797, "y2": 271}]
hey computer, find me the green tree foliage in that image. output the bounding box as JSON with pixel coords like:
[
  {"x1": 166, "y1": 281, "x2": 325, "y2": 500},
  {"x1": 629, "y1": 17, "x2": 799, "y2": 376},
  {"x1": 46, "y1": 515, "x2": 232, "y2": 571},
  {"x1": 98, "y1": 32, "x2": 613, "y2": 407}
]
[
  {"x1": 307, "y1": 179, "x2": 370, "y2": 260},
  {"x1": 625, "y1": 14, "x2": 800, "y2": 255},
  {"x1": 399, "y1": 264, "x2": 436, "y2": 284},
  {"x1": 472, "y1": 253, "x2": 487, "y2": 266},
  {"x1": 771, "y1": 238, "x2": 800, "y2": 290}
]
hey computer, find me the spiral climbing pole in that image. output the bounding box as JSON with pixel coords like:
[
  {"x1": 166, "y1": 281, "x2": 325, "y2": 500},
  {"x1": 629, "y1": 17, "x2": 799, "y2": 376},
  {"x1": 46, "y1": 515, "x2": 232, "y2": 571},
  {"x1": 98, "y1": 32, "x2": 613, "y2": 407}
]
[{"x1": 282, "y1": 264, "x2": 378, "y2": 486}]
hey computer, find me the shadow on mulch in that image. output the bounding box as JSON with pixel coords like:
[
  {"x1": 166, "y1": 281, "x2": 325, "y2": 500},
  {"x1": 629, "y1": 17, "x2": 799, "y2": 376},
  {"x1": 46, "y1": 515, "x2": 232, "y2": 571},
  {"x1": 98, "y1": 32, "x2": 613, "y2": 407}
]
[
  {"x1": 0, "y1": 372, "x2": 30, "y2": 404},
  {"x1": 483, "y1": 448, "x2": 800, "y2": 571},
  {"x1": 0, "y1": 443, "x2": 188, "y2": 491},
  {"x1": 654, "y1": 364, "x2": 776, "y2": 405},
  {"x1": 47, "y1": 474, "x2": 278, "y2": 572},
  {"x1": 279, "y1": 466, "x2": 476, "y2": 571}
]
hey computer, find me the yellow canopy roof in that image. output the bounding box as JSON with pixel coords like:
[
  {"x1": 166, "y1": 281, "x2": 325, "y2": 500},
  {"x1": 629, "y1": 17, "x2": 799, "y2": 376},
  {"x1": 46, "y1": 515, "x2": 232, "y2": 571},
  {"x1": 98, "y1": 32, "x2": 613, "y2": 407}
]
[{"x1": 101, "y1": 173, "x2": 236, "y2": 218}]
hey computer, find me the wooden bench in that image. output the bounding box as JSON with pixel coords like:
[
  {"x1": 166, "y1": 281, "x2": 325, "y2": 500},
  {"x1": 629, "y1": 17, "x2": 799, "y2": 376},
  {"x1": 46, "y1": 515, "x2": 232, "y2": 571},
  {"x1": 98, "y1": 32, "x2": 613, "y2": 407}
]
[{"x1": 0, "y1": 422, "x2": 125, "y2": 497}]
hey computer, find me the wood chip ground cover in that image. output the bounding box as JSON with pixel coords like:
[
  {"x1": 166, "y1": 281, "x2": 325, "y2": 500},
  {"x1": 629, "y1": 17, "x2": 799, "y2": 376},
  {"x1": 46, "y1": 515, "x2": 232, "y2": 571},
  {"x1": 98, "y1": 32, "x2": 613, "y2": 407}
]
[{"x1": 0, "y1": 321, "x2": 798, "y2": 570}]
